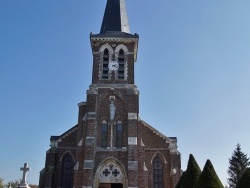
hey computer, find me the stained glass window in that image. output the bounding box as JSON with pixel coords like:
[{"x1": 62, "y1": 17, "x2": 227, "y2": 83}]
[
  {"x1": 60, "y1": 154, "x2": 74, "y2": 188},
  {"x1": 154, "y1": 156, "x2": 163, "y2": 188},
  {"x1": 101, "y1": 121, "x2": 108, "y2": 148},
  {"x1": 116, "y1": 121, "x2": 123, "y2": 148}
]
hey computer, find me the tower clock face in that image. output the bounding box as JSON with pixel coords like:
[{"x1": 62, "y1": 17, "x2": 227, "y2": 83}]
[{"x1": 108, "y1": 61, "x2": 119, "y2": 71}]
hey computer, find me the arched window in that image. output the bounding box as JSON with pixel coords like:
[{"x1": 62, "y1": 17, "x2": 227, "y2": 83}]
[
  {"x1": 60, "y1": 154, "x2": 74, "y2": 188},
  {"x1": 102, "y1": 49, "x2": 109, "y2": 79},
  {"x1": 116, "y1": 121, "x2": 123, "y2": 148},
  {"x1": 118, "y1": 49, "x2": 125, "y2": 79},
  {"x1": 154, "y1": 156, "x2": 163, "y2": 188},
  {"x1": 101, "y1": 120, "x2": 108, "y2": 148}
]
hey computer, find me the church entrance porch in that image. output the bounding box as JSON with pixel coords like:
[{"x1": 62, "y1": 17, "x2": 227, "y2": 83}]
[
  {"x1": 94, "y1": 157, "x2": 127, "y2": 188},
  {"x1": 99, "y1": 183, "x2": 123, "y2": 188}
]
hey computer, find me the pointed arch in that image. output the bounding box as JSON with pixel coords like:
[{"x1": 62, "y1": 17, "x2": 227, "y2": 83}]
[
  {"x1": 99, "y1": 44, "x2": 114, "y2": 53},
  {"x1": 116, "y1": 120, "x2": 123, "y2": 148},
  {"x1": 153, "y1": 155, "x2": 163, "y2": 188},
  {"x1": 150, "y1": 151, "x2": 167, "y2": 164},
  {"x1": 94, "y1": 156, "x2": 128, "y2": 187},
  {"x1": 101, "y1": 120, "x2": 108, "y2": 148},
  {"x1": 60, "y1": 153, "x2": 74, "y2": 188},
  {"x1": 59, "y1": 150, "x2": 76, "y2": 163},
  {"x1": 115, "y1": 44, "x2": 128, "y2": 53},
  {"x1": 102, "y1": 48, "x2": 110, "y2": 79},
  {"x1": 115, "y1": 44, "x2": 128, "y2": 80},
  {"x1": 99, "y1": 44, "x2": 113, "y2": 80},
  {"x1": 117, "y1": 49, "x2": 125, "y2": 79}
]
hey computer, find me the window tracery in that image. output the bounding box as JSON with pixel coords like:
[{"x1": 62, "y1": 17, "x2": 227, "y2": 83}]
[
  {"x1": 60, "y1": 154, "x2": 74, "y2": 188},
  {"x1": 100, "y1": 162, "x2": 122, "y2": 179},
  {"x1": 154, "y1": 156, "x2": 163, "y2": 188}
]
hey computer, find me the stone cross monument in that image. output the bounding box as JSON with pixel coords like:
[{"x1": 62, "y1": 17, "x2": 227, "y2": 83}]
[{"x1": 17, "y1": 163, "x2": 31, "y2": 188}]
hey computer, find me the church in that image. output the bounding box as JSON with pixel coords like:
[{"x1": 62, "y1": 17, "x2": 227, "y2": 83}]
[{"x1": 39, "y1": 0, "x2": 181, "y2": 188}]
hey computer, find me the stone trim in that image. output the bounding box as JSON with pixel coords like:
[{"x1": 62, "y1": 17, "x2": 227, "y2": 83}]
[
  {"x1": 87, "y1": 88, "x2": 98, "y2": 94},
  {"x1": 94, "y1": 156, "x2": 128, "y2": 187},
  {"x1": 78, "y1": 102, "x2": 86, "y2": 106},
  {"x1": 89, "y1": 83, "x2": 138, "y2": 89},
  {"x1": 128, "y1": 113, "x2": 137, "y2": 120},
  {"x1": 99, "y1": 161, "x2": 123, "y2": 179},
  {"x1": 141, "y1": 120, "x2": 173, "y2": 144},
  {"x1": 150, "y1": 152, "x2": 167, "y2": 164},
  {"x1": 84, "y1": 160, "x2": 94, "y2": 169},
  {"x1": 85, "y1": 137, "x2": 95, "y2": 146},
  {"x1": 78, "y1": 138, "x2": 83, "y2": 146},
  {"x1": 172, "y1": 168, "x2": 178, "y2": 174},
  {"x1": 127, "y1": 88, "x2": 139, "y2": 95},
  {"x1": 128, "y1": 161, "x2": 138, "y2": 170},
  {"x1": 74, "y1": 161, "x2": 79, "y2": 170},
  {"x1": 99, "y1": 43, "x2": 114, "y2": 53},
  {"x1": 82, "y1": 113, "x2": 87, "y2": 122},
  {"x1": 52, "y1": 126, "x2": 77, "y2": 145},
  {"x1": 170, "y1": 149, "x2": 181, "y2": 155},
  {"x1": 87, "y1": 112, "x2": 96, "y2": 119},
  {"x1": 145, "y1": 148, "x2": 169, "y2": 151},
  {"x1": 141, "y1": 139, "x2": 145, "y2": 147},
  {"x1": 143, "y1": 162, "x2": 148, "y2": 171},
  {"x1": 91, "y1": 37, "x2": 138, "y2": 43},
  {"x1": 59, "y1": 151, "x2": 76, "y2": 163},
  {"x1": 128, "y1": 137, "x2": 137, "y2": 145},
  {"x1": 169, "y1": 142, "x2": 178, "y2": 151},
  {"x1": 114, "y1": 44, "x2": 129, "y2": 53},
  {"x1": 96, "y1": 147, "x2": 127, "y2": 151},
  {"x1": 50, "y1": 140, "x2": 58, "y2": 148}
]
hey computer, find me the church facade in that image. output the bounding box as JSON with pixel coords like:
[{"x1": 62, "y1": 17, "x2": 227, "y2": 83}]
[{"x1": 39, "y1": 0, "x2": 181, "y2": 188}]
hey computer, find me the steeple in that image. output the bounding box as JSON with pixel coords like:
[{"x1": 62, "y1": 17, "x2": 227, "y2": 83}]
[{"x1": 100, "y1": 0, "x2": 130, "y2": 34}]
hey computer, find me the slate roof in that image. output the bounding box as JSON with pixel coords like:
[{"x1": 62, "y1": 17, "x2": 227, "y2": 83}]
[
  {"x1": 91, "y1": 31, "x2": 138, "y2": 39},
  {"x1": 100, "y1": 0, "x2": 130, "y2": 34}
]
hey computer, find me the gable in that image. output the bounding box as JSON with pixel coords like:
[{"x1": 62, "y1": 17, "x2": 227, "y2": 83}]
[
  {"x1": 50, "y1": 125, "x2": 78, "y2": 147},
  {"x1": 141, "y1": 120, "x2": 179, "y2": 154}
]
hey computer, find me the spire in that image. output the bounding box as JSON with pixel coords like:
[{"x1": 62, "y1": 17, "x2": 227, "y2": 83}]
[{"x1": 100, "y1": 0, "x2": 130, "y2": 34}]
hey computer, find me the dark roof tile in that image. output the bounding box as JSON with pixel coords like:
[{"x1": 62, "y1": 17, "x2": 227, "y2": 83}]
[{"x1": 100, "y1": 0, "x2": 130, "y2": 34}]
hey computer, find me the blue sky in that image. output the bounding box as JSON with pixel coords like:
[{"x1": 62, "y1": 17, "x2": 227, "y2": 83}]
[{"x1": 1, "y1": 0, "x2": 250, "y2": 186}]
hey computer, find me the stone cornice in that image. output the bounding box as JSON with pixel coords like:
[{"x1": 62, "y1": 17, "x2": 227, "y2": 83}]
[{"x1": 90, "y1": 33, "x2": 139, "y2": 62}]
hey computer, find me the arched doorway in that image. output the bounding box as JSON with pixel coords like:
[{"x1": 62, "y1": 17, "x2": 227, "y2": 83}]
[
  {"x1": 94, "y1": 157, "x2": 127, "y2": 188},
  {"x1": 99, "y1": 183, "x2": 123, "y2": 188}
]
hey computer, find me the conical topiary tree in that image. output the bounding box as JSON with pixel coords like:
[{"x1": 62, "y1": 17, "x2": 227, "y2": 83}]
[
  {"x1": 196, "y1": 159, "x2": 224, "y2": 188},
  {"x1": 181, "y1": 154, "x2": 201, "y2": 188},
  {"x1": 175, "y1": 171, "x2": 186, "y2": 188},
  {"x1": 236, "y1": 168, "x2": 250, "y2": 188}
]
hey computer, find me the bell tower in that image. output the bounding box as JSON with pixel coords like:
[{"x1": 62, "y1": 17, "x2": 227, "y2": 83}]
[
  {"x1": 90, "y1": 0, "x2": 139, "y2": 85},
  {"x1": 74, "y1": 0, "x2": 141, "y2": 187}
]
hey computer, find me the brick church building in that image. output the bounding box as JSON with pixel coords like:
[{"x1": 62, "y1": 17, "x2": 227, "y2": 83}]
[{"x1": 39, "y1": 0, "x2": 181, "y2": 187}]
